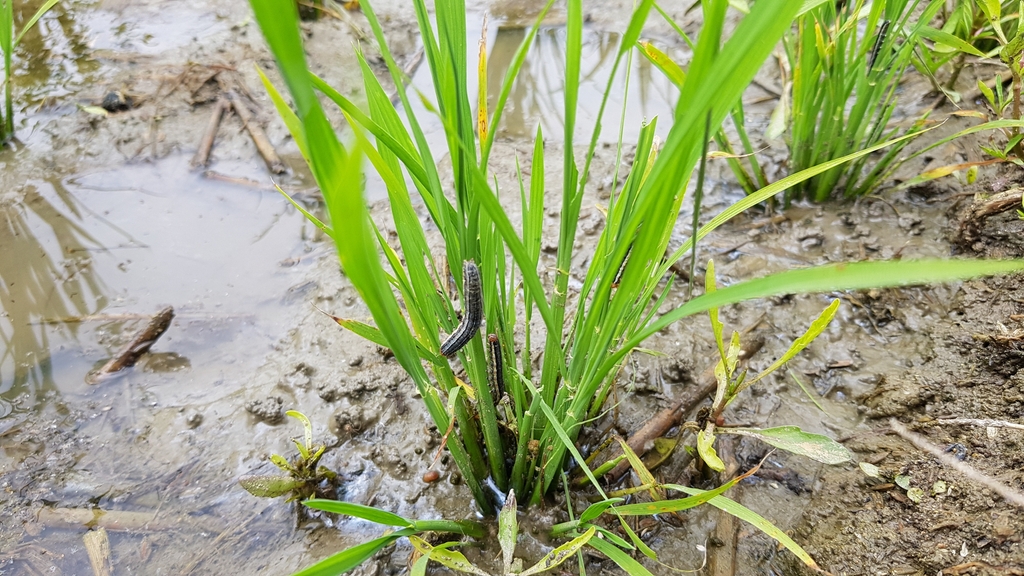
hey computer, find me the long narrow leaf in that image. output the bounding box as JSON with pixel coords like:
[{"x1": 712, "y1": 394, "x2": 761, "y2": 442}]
[
  {"x1": 14, "y1": 0, "x2": 59, "y2": 47},
  {"x1": 302, "y1": 500, "x2": 411, "y2": 527},
  {"x1": 737, "y1": 298, "x2": 839, "y2": 392},
  {"x1": 587, "y1": 537, "x2": 656, "y2": 576},
  {"x1": 520, "y1": 527, "x2": 596, "y2": 576},
  {"x1": 594, "y1": 259, "x2": 1024, "y2": 393},
  {"x1": 293, "y1": 529, "x2": 414, "y2": 576},
  {"x1": 674, "y1": 488, "x2": 817, "y2": 568}
]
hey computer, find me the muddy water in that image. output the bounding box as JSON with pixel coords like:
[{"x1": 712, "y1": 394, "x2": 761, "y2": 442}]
[
  {"x1": 1, "y1": 156, "x2": 326, "y2": 403},
  {"x1": 486, "y1": 25, "x2": 680, "y2": 142},
  {"x1": 0, "y1": 0, "x2": 384, "y2": 573}
]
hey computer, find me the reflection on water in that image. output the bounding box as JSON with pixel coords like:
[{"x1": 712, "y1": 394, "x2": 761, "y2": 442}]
[
  {"x1": 13, "y1": 0, "x2": 99, "y2": 112},
  {"x1": 0, "y1": 179, "x2": 108, "y2": 401},
  {"x1": 0, "y1": 154, "x2": 330, "y2": 415},
  {"x1": 488, "y1": 25, "x2": 681, "y2": 142}
]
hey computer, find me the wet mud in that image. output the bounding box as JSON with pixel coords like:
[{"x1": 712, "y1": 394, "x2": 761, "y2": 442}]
[{"x1": 1, "y1": 0, "x2": 1023, "y2": 575}]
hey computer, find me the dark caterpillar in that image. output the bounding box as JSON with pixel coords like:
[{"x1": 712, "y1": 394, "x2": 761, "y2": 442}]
[
  {"x1": 440, "y1": 261, "x2": 482, "y2": 357},
  {"x1": 868, "y1": 20, "x2": 891, "y2": 71},
  {"x1": 487, "y1": 334, "x2": 504, "y2": 399}
]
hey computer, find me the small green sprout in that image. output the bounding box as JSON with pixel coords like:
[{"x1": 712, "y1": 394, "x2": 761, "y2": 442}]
[
  {"x1": 695, "y1": 260, "x2": 852, "y2": 472},
  {"x1": 239, "y1": 410, "x2": 338, "y2": 503}
]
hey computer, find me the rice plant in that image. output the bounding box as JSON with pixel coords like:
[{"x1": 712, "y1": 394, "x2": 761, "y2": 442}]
[
  {"x1": 907, "y1": 1, "x2": 1024, "y2": 175},
  {"x1": 247, "y1": 0, "x2": 1024, "y2": 571},
  {"x1": 783, "y1": 0, "x2": 935, "y2": 201},
  {"x1": 915, "y1": 0, "x2": 1020, "y2": 86},
  {"x1": 937, "y1": 1, "x2": 1024, "y2": 163},
  {"x1": 0, "y1": 0, "x2": 60, "y2": 140}
]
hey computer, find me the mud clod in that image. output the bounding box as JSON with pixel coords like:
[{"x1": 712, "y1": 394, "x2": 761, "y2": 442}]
[
  {"x1": 184, "y1": 410, "x2": 203, "y2": 429},
  {"x1": 330, "y1": 402, "x2": 378, "y2": 436},
  {"x1": 316, "y1": 383, "x2": 342, "y2": 402},
  {"x1": 284, "y1": 363, "x2": 315, "y2": 389},
  {"x1": 245, "y1": 396, "x2": 285, "y2": 424}
]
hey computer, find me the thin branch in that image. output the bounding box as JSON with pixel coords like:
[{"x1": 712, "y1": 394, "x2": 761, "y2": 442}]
[
  {"x1": 889, "y1": 419, "x2": 1024, "y2": 511},
  {"x1": 935, "y1": 417, "x2": 1024, "y2": 432}
]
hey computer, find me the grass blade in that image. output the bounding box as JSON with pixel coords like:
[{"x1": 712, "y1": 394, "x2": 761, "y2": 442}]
[
  {"x1": 587, "y1": 537, "x2": 656, "y2": 576},
  {"x1": 737, "y1": 298, "x2": 839, "y2": 392},
  {"x1": 673, "y1": 487, "x2": 818, "y2": 568},
  {"x1": 292, "y1": 529, "x2": 414, "y2": 576},
  {"x1": 14, "y1": 0, "x2": 59, "y2": 47},
  {"x1": 594, "y1": 258, "x2": 1024, "y2": 394},
  {"x1": 302, "y1": 500, "x2": 411, "y2": 526}
]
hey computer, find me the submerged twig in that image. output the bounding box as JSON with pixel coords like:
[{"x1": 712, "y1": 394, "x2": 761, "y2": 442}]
[
  {"x1": 889, "y1": 419, "x2": 1024, "y2": 511},
  {"x1": 86, "y1": 307, "x2": 174, "y2": 384},
  {"x1": 191, "y1": 97, "x2": 230, "y2": 168},
  {"x1": 606, "y1": 320, "x2": 766, "y2": 481},
  {"x1": 34, "y1": 507, "x2": 216, "y2": 532},
  {"x1": 201, "y1": 170, "x2": 320, "y2": 198},
  {"x1": 226, "y1": 90, "x2": 287, "y2": 174},
  {"x1": 83, "y1": 528, "x2": 112, "y2": 576},
  {"x1": 934, "y1": 417, "x2": 1024, "y2": 432}
]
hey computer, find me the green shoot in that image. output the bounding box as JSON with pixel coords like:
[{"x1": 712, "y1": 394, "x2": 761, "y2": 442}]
[
  {"x1": 249, "y1": 0, "x2": 1024, "y2": 511},
  {"x1": 0, "y1": 0, "x2": 60, "y2": 139},
  {"x1": 238, "y1": 411, "x2": 337, "y2": 503}
]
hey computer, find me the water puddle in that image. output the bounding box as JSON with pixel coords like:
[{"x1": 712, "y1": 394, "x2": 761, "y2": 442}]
[
  {"x1": 0, "y1": 154, "x2": 324, "y2": 406},
  {"x1": 401, "y1": 13, "x2": 682, "y2": 158},
  {"x1": 82, "y1": 1, "x2": 228, "y2": 56},
  {"x1": 487, "y1": 25, "x2": 680, "y2": 142}
]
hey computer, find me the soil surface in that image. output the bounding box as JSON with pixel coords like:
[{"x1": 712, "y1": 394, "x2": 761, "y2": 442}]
[{"x1": 1, "y1": 1, "x2": 1023, "y2": 575}]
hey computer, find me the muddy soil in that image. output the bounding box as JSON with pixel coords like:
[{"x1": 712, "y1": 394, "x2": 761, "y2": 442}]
[{"x1": 1, "y1": 1, "x2": 1023, "y2": 575}]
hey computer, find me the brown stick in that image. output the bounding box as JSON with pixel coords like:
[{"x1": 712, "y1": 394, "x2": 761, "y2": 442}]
[
  {"x1": 968, "y1": 188, "x2": 1023, "y2": 220},
  {"x1": 203, "y1": 170, "x2": 278, "y2": 190},
  {"x1": 35, "y1": 507, "x2": 223, "y2": 533},
  {"x1": 710, "y1": 438, "x2": 739, "y2": 576},
  {"x1": 226, "y1": 91, "x2": 287, "y2": 174},
  {"x1": 605, "y1": 322, "x2": 767, "y2": 481},
  {"x1": 190, "y1": 97, "x2": 229, "y2": 168},
  {"x1": 957, "y1": 188, "x2": 1023, "y2": 245},
  {"x1": 889, "y1": 419, "x2": 1024, "y2": 510},
  {"x1": 935, "y1": 417, "x2": 1024, "y2": 431},
  {"x1": 83, "y1": 528, "x2": 113, "y2": 576},
  {"x1": 86, "y1": 307, "x2": 174, "y2": 384}
]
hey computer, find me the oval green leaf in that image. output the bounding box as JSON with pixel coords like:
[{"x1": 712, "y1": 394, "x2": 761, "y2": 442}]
[
  {"x1": 720, "y1": 426, "x2": 851, "y2": 464},
  {"x1": 697, "y1": 429, "x2": 726, "y2": 472},
  {"x1": 239, "y1": 475, "x2": 303, "y2": 498}
]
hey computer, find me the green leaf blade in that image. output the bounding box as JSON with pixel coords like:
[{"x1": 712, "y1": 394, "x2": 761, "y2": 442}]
[
  {"x1": 721, "y1": 426, "x2": 852, "y2": 464},
  {"x1": 302, "y1": 500, "x2": 412, "y2": 527}
]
